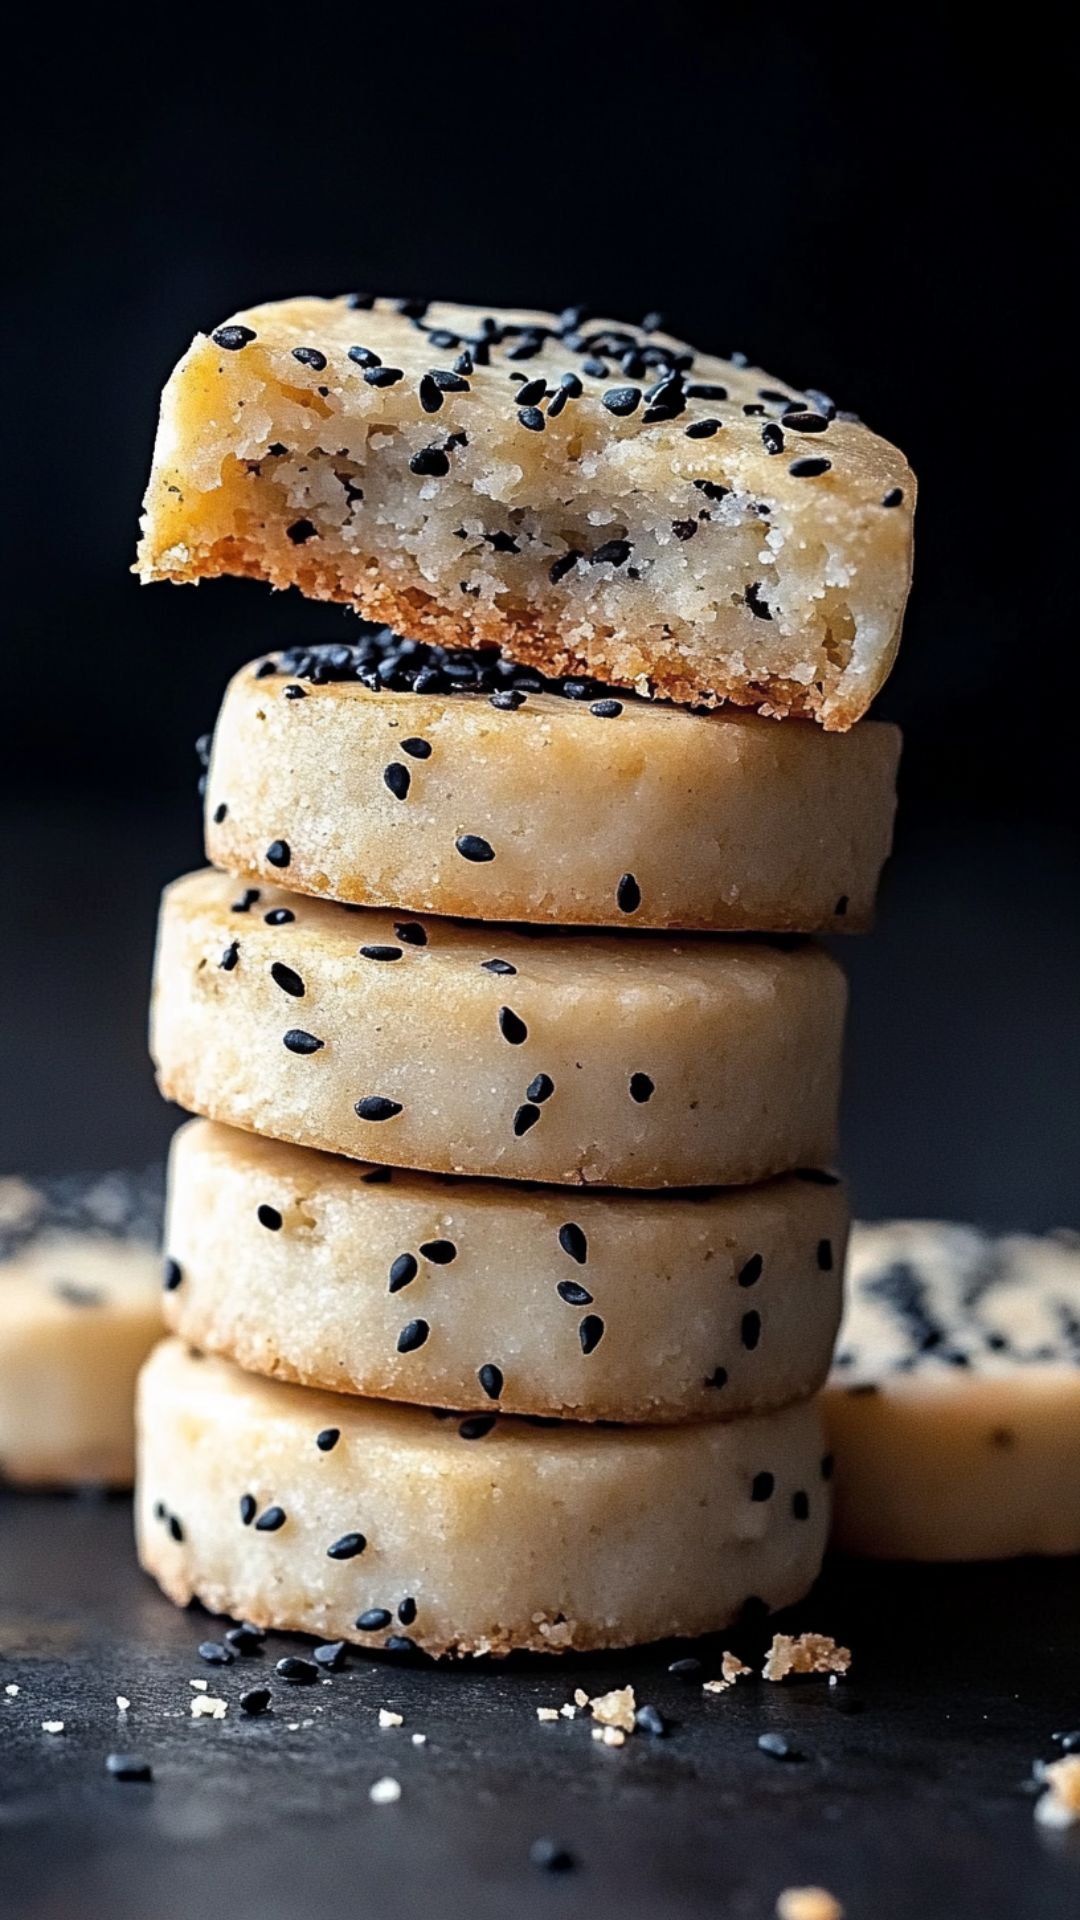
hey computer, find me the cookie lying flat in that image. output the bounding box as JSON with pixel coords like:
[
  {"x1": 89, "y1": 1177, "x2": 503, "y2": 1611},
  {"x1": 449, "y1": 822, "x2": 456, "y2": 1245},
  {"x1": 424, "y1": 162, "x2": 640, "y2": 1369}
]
[
  {"x1": 137, "y1": 295, "x2": 915, "y2": 730},
  {"x1": 163, "y1": 1120, "x2": 847, "y2": 1423},
  {"x1": 824, "y1": 1221, "x2": 1080, "y2": 1560},
  {"x1": 206, "y1": 644, "x2": 900, "y2": 933},
  {"x1": 0, "y1": 1169, "x2": 163, "y2": 1486},
  {"x1": 151, "y1": 871, "x2": 846, "y2": 1188},
  {"x1": 137, "y1": 1339, "x2": 831, "y2": 1655}
]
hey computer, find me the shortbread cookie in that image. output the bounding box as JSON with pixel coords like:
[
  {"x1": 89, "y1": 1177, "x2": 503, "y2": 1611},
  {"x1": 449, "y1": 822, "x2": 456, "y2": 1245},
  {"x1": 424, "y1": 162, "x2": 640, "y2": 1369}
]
[
  {"x1": 137, "y1": 1339, "x2": 831, "y2": 1655},
  {"x1": 137, "y1": 295, "x2": 915, "y2": 730},
  {"x1": 163, "y1": 1120, "x2": 847, "y2": 1422},
  {"x1": 0, "y1": 1169, "x2": 163, "y2": 1486},
  {"x1": 206, "y1": 644, "x2": 900, "y2": 932},
  {"x1": 824, "y1": 1221, "x2": 1080, "y2": 1560},
  {"x1": 151, "y1": 870, "x2": 846, "y2": 1188}
]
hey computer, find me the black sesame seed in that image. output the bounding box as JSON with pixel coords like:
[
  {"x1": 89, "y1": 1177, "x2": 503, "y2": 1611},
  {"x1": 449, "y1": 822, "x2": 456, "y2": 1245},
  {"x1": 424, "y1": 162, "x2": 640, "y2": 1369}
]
[
  {"x1": 292, "y1": 346, "x2": 327, "y2": 371},
  {"x1": 635, "y1": 1704, "x2": 669, "y2": 1737},
  {"x1": 240, "y1": 1492, "x2": 257, "y2": 1525},
  {"x1": 365, "y1": 365, "x2": 404, "y2": 386},
  {"x1": 529, "y1": 1839, "x2": 576, "y2": 1874},
  {"x1": 558, "y1": 1223, "x2": 588, "y2": 1265},
  {"x1": 556, "y1": 1279, "x2": 594, "y2": 1307},
  {"x1": 762, "y1": 422, "x2": 785, "y2": 455},
  {"x1": 383, "y1": 762, "x2": 411, "y2": 800},
  {"x1": 264, "y1": 907, "x2": 295, "y2": 925},
  {"x1": 515, "y1": 377, "x2": 547, "y2": 406},
  {"x1": 882, "y1": 486, "x2": 905, "y2": 507},
  {"x1": 212, "y1": 803, "x2": 229, "y2": 827},
  {"x1": 789, "y1": 456, "x2": 832, "y2": 477},
  {"x1": 389, "y1": 1254, "x2": 418, "y2": 1293},
  {"x1": 616, "y1": 873, "x2": 641, "y2": 914},
  {"x1": 602, "y1": 386, "x2": 641, "y2": 416},
  {"x1": 106, "y1": 1752, "x2": 153, "y2": 1782},
  {"x1": 212, "y1": 324, "x2": 256, "y2": 351},
  {"x1": 705, "y1": 1366, "x2": 728, "y2": 1389},
  {"x1": 490, "y1": 689, "x2": 526, "y2": 710},
  {"x1": 668, "y1": 1657, "x2": 702, "y2": 1679},
  {"x1": 459, "y1": 1414, "x2": 496, "y2": 1439},
  {"x1": 593, "y1": 538, "x2": 631, "y2": 568},
  {"x1": 255, "y1": 1505, "x2": 287, "y2": 1532},
  {"x1": 418, "y1": 374, "x2": 443, "y2": 413},
  {"x1": 750, "y1": 1471, "x2": 775, "y2": 1502},
  {"x1": 383, "y1": 1634, "x2": 419, "y2": 1655},
  {"x1": 517, "y1": 405, "x2": 545, "y2": 431},
  {"x1": 348, "y1": 345, "x2": 381, "y2": 368},
  {"x1": 276, "y1": 1656, "x2": 319, "y2": 1684},
  {"x1": 684, "y1": 418, "x2": 720, "y2": 438},
  {"x1": 478, "y1": 1363, "x2": 504, "y2": 1400},
  {"x1": 453, "y1": 350, "x2": 473, "y2": 376},
  {"x1": 498, "y1": 1006, "x2": 528, "y2": 1046},
  {"x1": 589, "y1": 698, "x2": 623, "y2": 717},
  {"x1": 312, "y1": 1641, "x2": 348, "y2": 1671},
  {"x1": 280, "y1": 1024, "x2": 324, "y2": 1058},
  {"x1": 355, "y1": 1096, "x2": 403, "y2": 1122},
  {"x1": 513, "y1": 1103, "x2": 541, "y2": 1135},
  {"x1": 758, "y1": 1732, "x2": 803, "y2": 1761},
  {"x1": 397, "y1": 1596, "x2": 418, "y2": 1626},
  {"x1": 356, "y1": 1608, "x2": 392, "y2": 1632},
  {"x1": 231, "y1": 887, "x2": 260, "y2": 913},
  {"x1": 784, "y1": 411, "x2": 829, "y2": 434},
  {"x1": 481, "y1": 957, "x2": 515, "y2": 974},
  {"x1": 792, "y1": 1490, "x2": 810, "y2": 1521},
  {"x1": 239, "y1": 1686, "x2": 272, "y2": 1716},
  {"x1": 199, "y1": 1640, "x2": 234, "y2": 1666},
  {"x1": 738, "y1": 1254, "x2": 763, "y2": 1288},
  {"x1": 686, "y1": 382, "x2": 728, "y2": 400},
  {"x1": 410, "y1": 446, "x2": 450, "y2": 477},
  {"x1": 266, "y1": 839, "x2": 291, "y2": 868},
  {"x1": 360, "y1": 944, "x2": 404, "y2": 963},
  {"x1": 163, "y1": 1257, "x2": 183, "y2": 1292},
  {"x1": 257, "y1": 1204, "x2": 283, "y2": 1231},
  {"x1": 395, "y1": 922, "x2": 427, "y2": 946},
  {"x1": 327, "y1": 1532, "x2": 367, "y2": 1561},
  {"x1": 629, "y1": 1072, "x2": 654, "y2": 1103},
  {"x1": 400, "y1": 737, "x2": 432, "y2": 760},
  {"x1": 741, "y1": 1310, "x2": 762, "y2": 1350},
  {"x1": 316, "y1": 1427, "x2": 341, "y2": 1452},
  {"x1": 270, "y1": 960, "x2": 304, "y2": 998},
  {"x1": 225, "y1": 1623, "x2": 265, "y2": 1655},
  {"x1": 397, "y1": 1319, "x2": 430, "y2": 1353},
  {"x1": 168, "y1": 1515, "x2": 184, "y2": 1542},
  {"x1": 817, "y1": 1238, "x2": 834, "y2": 1272},
  {"x1": 579, "y1": 1314, "x2": 605, "y2": 1355},
  {"x1": 420, "y1": 1240, "x2": 457, "y2": 1265},
  {"x1": 526, "y1": 1073, "x2": 554, "y2": 1103},
  {"x1": 456, "y1": 834, "x2": 495, "y2": 863}
]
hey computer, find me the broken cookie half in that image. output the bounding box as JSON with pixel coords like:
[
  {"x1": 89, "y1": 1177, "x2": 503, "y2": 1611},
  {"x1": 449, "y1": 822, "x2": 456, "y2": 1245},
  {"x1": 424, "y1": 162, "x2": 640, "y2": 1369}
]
[{"x1": 137, "y1": 296, "x2": 915, "y2": 728}]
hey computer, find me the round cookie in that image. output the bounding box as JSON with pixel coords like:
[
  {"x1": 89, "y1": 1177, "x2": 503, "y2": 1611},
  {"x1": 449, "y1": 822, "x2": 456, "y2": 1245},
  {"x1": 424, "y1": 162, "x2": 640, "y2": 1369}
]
[
  {"x1": 205, "y1": 646, "x2": 900, "y2": 933},
  {"x1": 137, "y1": 1339, "x2": 832, "y2": 1656},
  {"x1": 0, "y1": 1168, "x2": 163, "y2": 1486},
  {"x1": 164, "y1": 1119, "x2": 848, "y2": 1424},
  {"x1": 151, "y1": 870, "x2": 846, "y2": 1188},
  {"x1": 824, "y1": 1221, "x2": 1080, "y2": 1560}
]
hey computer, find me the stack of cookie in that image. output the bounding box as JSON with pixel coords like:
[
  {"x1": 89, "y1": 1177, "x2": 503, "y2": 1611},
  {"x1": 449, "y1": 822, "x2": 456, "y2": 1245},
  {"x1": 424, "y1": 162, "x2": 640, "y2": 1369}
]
[{"x1": 135, "y1": 296, "x2": 914, "y2": 1655}]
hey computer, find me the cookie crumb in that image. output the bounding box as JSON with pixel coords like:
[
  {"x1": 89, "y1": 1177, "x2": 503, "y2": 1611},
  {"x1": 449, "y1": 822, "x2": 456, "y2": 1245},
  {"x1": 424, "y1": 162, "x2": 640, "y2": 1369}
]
[
  {"x1": 5, "y1": 1684, "x2": 19, "y2": 1697},
  {"x1": 573, "y1": 1688, "x2": 589, "y2": 1708},
  {"x1": 777, "y1": 1889, "x2": 844, "y2": 1920},
  {"x1": 763, "y1": 1633, "x2": 851, "y2": 1682},
  {"x1": 41, "y1": 1720, "x2": 65, "y2": 1735},
  {"x1": 589, "y1": 1685, "x2": 637, "y2": 1733},
  {"x1": 591, "y1": 1725, "x2": 626, "y2": 1747},
  {"x1": 190, "y1": 1694, "x2": 227, "y2": 1720},
  {"x1": 559, "y1": 1703, "x2": 577, "y2": 1719},
  {"x1": 116, "y1": 1696, "x2": 131, "y2": 1713},
  {"x1": 1035, "y1": 1754, "x2": 1080, "y2": 1829},
  {"x1": 410, "y1": 1732, "x2": 427, "y2": 1746},
  {"x1": 536, "y1": 1707, "x2": 559, "y2": 1723},
  {"x1": 378, "y1": 1708, "x2": 403, "y2": 1729},
  {"x1": 705, "y1": 1651, "x2": 752, "y2": 1693},
  {"x1": 370, "y1": 1776, "x2": 402, "y2": 1805}
]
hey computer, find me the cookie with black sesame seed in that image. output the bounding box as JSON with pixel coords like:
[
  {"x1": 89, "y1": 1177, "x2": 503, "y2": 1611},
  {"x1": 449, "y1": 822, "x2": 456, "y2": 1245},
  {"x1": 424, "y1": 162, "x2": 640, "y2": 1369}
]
[
  {"x1": 205, "y1": 649, "x2": 900, "y2": 932},
  {"x1": 162, "y1": 1119, "x2": 847, "y2": 1422},
  {"x1": 0, "y1": 1168, "x2": 163, "y2": 1486},
  {"x1": 137, "y1": 295, "x2": 915, "y2": 730},
  {"x1": 824, "y1": 1220, "x2": 1080, "y2": 1560},
  {"x1": 136, "y1": 1338, "x2": 830, "y2": 1655},
  {"x1": 151, "y1": 869, "x2": 846, "y2": 1188}
]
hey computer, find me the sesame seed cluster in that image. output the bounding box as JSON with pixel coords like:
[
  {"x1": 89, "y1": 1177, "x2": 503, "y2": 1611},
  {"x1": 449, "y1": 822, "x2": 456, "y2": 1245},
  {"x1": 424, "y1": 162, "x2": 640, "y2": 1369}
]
[{"x1": 134, "y1": 286, "x2": 913, "y2": 1655}]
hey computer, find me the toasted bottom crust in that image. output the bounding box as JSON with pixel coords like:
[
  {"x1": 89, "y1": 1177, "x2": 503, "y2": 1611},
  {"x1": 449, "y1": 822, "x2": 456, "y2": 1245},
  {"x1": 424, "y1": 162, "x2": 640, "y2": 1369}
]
[{"x1": 150, "y1": 534, "x2": 871, "y2": 731}]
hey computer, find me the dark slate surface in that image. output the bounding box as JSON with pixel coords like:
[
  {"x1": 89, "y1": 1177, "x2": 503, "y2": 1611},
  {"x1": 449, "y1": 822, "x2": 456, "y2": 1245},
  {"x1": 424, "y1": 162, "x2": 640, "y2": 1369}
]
[{"x1": 1, "y1": 1494, "x2": 1078, "y2": 1920}]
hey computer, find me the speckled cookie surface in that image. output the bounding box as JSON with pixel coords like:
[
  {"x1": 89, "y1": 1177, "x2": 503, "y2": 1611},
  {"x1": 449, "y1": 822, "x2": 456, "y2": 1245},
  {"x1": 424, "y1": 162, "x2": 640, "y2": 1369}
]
[
  {"x1": 151, "y1": 870, "x2": 846, "y2": 1188},
  {"x1": 163, "y1": 1120, "x2": 847, "y2": 1423},
  {"x1": 824, "y1": 1221, "x2": 1080, "y2": 1560},
  {"x1": 137, "y1": 295, "x2": 915, "y2": 730},
  {"x1": 0, "y1": 1169, "x2": 163, "y2": 1486},
  {"x1": 205, "y1": 645, "x2": 900, "y2": 932},
  {"x1": 136, "y1": 1339, "x2": 831, "y2": 1656}
]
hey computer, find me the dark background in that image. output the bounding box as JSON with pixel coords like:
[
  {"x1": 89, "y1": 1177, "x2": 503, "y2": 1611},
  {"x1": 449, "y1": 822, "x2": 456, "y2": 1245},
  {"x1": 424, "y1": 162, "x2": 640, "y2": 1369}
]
[{"x1": 4, "y1": 13, "x2": 1075, "y2": 1224}]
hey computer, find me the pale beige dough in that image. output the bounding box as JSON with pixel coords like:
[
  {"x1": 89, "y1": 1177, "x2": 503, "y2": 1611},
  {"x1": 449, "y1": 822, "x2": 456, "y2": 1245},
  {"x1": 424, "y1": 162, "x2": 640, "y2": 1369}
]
[
  {"x1": 151, "y1": 870, "x2": 846, "y2": 1188},
  {"x1": 163, "y1": 1119, "x2": 847, "y2": 1423},
  {"x1": 0, "y1": 1172, "x2": 163, "y2": 1486},
  {"x1": 136, "y1": 1339, "x2": 831, "y2": 1655},
  {"x1": 137, "y1": 296, "x2": 915, "y2": 729},
  {"x1": 206, "y1": 655, "x2": 900, "y2": 931},
  {"x1": 824, "y1": 1221, "x2": 1080, "y2": 1559}
]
